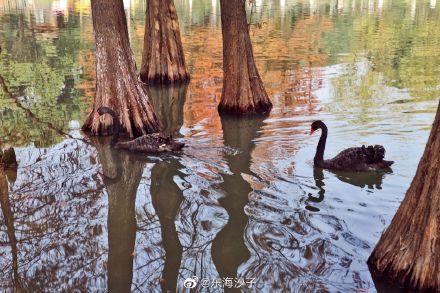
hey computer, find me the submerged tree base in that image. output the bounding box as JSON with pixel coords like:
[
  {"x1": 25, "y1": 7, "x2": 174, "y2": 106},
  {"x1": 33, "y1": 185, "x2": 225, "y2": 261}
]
[
  {"x1": 140, "y1": 0, "x2": 190, "y2": 84},
  {"x1": 82, "y1": 0, "x2": 159, "y2": 137},
  {"x1": 218, "y1": 0, "x2": 272, "y2": 115},
  {"x1": 143, "y1": 77, "x2": 191, "y2": 85},
  {"x1": 368, "y1": 100, "x2": 440, "y2": 292},
  {"x1": 218, "y1": 100, "x2": 272, "y2": 115}
]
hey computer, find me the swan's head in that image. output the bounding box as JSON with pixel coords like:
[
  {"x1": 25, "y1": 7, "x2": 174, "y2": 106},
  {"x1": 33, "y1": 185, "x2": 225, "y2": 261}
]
[
  {"x1": 94, "y1": 106, "x2": 117, "y2": 120},
  {"x1": 310, "y1": 120, "x2": 326, "y2": 135}
]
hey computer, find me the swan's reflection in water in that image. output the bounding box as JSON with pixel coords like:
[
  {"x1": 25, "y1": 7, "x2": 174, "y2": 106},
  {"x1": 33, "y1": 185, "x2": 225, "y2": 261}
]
[
  {"x1": 306, "y1": 167, "x2": 392, "y2": 211},
  {"x1": 306, "y1": 168, "x2": 325, "y2": 212},
  {"x1": 329, "y1": 169, "x2": 391, "y2": 190},
  {"x1": 0, "y1": 95, "x2": 389, "y2": 292},
  {"x1": 0, "y1": 47, "x2": 391, "y2": 293},
  {"x1": 239, "y1": 155, "x2": 384, "y2": 290},
  {"x1": 24, "y1": 111, "x2": 384, "y2": 292}
]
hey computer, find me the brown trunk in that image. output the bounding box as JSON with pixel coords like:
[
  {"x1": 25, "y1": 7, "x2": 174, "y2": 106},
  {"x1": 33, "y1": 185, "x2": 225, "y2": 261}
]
[
  {"x1": 218, "y1": 0, "x2": 272, "y2": 114},
  {"x1": 368, "y1": 100, "x2": 440, "y2": 291},
  {"x1": 140, "y1": 0, "x2": 190, "y2": 83},
  {"x1": 82, "y1": 0, "x2": 159, "y2": 137}
]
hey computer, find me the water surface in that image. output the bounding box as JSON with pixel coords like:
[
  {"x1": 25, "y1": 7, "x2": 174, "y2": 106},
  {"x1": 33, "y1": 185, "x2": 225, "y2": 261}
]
[{"x1": 1, "y1": 0, "x2": 439, "y2": 291}]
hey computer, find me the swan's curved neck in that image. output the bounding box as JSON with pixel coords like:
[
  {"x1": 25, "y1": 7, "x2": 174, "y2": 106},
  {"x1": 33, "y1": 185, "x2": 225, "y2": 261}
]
[{"x1": 314, "y1": 124, "x2": 327, "y2": 165}]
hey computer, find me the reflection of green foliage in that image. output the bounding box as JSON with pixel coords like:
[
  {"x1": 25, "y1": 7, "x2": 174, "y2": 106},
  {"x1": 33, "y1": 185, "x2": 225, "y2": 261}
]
[
  {"x1": 0, "y1": 97, "x2": 65, "y2": 147},
  {"x1": 326, "y1": 0, "x2": 440, "y2": 104},
  {"x1": 0, "y1": 12, "x2": 88, "y2": 147},
  {"x1": 2, "y1": 0, "x2": 440, "y2": 147}
]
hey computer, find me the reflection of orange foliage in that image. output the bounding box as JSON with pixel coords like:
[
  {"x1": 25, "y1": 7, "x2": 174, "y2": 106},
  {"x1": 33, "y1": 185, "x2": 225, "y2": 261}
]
[
  {"x1": 181, "y1": 27, "x2": 224, "y2": 136},
  {"x1": 177, "y1": 16, "x2": 331, "y2": 138},
  {"x1": 134, "y1": 24, "x2": 224, "y2": 135},
  {"x1": 77, "y1": 50, "x2": 95, "y2": 94},
  {"x1": 71, "y1": 3, "x2": 329, "y2": 145}
]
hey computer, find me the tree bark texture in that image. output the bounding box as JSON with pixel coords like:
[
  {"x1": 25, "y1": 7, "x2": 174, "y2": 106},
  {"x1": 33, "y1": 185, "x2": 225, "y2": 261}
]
[
  {"x1": 140, "y1": 0, "x2": 190, "y2": 83},
  {"x1": 218, "y1": 0, "x2": 272, "y2": 114},
  {"x1": 368, "y1": 99, "x2": 440, "y2": 291},
  {"x1": 82, "y1": 0, "x2": 159, "y2": 137}
]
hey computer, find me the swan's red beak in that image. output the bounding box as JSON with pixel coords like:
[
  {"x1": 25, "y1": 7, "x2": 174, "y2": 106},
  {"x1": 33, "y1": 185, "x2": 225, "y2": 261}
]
[
  {"x1": 93, "y1": 111, "x2": 100, "y2": 121},
  {"x1": 310, "y1": 128, "x2": 315, "y2": 135}
]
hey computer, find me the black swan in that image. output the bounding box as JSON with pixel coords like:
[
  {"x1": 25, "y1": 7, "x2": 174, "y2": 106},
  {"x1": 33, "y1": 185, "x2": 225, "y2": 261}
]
[
  {"x1": 94, "y1": 107, "x2": 184, "y2": 153},
  {"x1": 310, "y1": 120, "x2": 393, "y2": 171}
]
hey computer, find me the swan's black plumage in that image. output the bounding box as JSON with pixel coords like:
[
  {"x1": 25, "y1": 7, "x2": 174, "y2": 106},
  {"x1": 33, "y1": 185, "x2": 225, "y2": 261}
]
[
  {"x1": 310, "y1": 120, "x2": 393, "y2": 171},
  {"x1": 95, "y1": 106, "x2": 184, "y2": 153}
]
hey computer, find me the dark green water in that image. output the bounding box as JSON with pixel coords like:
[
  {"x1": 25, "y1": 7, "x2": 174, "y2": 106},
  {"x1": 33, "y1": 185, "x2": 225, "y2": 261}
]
[{"x1": 0, "y1": 0, "x2": 439, "y2": 291}]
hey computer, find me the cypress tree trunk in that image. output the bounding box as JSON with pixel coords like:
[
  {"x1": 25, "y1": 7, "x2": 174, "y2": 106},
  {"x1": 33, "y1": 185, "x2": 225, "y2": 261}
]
[
  {"x1": 82, "y1": 0, "x2": 159, "y2": 137},
  {"x1": 368, "y1": 100, "x2": 440, "y2": 291},
  {"x1": 218, "y1": 0, "x2": 272, "y2": 114},
  {"x1": 140, "y1": 0, "x2": 190, "y2": 83}
]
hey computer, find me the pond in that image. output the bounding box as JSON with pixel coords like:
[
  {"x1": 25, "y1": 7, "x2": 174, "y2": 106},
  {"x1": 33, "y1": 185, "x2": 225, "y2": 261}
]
[{"x1": 0, "y1": 0, "x2": 439, "y2": 291}]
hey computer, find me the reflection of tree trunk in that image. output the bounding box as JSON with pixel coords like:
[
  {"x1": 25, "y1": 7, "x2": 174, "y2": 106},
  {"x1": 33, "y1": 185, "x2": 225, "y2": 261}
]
[
  {"x1": 0, "y1": 172, "x2": 22, "y2": 291},
  {"x1": 149, "y1": 85, "x2": 186, "y2": 291},
  {"x1": 368, "y1": 100, "x2": 440, "y2": 291},
  {"x1": 218, "y1": 0, "x2": 272, "y2": 114},
  {"x1": 82, "y1": 0, "x2": 159, "y2": 137},
  {"x1": 148, "y1": 83, "x2": 187, "y2": 136},
  {"x1": 212, "y1": 115, "x2": 265, "y2": 288},
  {"x1": 16, "y1": 14, "x2": 30, "y2": 61},
  {"x1": 140, "y1": 0, "x2": 190, "y2": 83},
  {"x1": 150, "y1": 160, "x2": 184, "y2": 292},
  {"x1": 94, "y1": 139, "x2": 145, "y2": 293}
]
